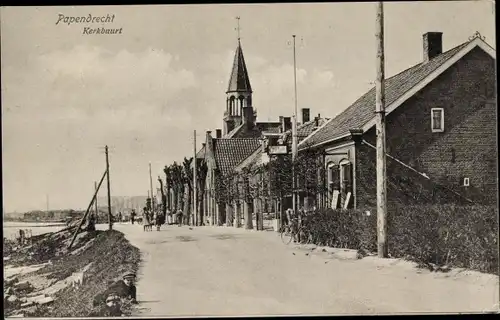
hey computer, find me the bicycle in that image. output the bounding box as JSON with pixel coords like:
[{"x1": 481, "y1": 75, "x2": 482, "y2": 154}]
[{"x1": 279, "y1": 218, "x2": 311, "y2": 245}]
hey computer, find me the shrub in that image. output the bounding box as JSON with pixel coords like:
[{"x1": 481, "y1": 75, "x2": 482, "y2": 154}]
[{"x1": 300, "y1": 204, "x2": 498, "y2": 274}]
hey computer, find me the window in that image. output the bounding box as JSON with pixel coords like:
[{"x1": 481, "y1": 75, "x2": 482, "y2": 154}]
[
  {"x1": 463, "y1": 177, "x2": 470, "y2": 187},
  {"x1": 431, "y1": 108, "x2": 444, "y2": 132}
]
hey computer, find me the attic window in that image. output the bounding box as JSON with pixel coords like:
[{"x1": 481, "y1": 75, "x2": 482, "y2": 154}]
[{"x1": 431, "y1": 108, "x2": 444, "y2": 132}]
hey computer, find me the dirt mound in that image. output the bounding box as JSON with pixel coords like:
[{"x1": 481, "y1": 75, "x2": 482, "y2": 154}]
[{"x1": 3, "y1": 229, "x2": 140, "y2": 318}]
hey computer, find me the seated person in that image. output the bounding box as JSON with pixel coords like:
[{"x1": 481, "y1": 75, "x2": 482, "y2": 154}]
[
  {"x1": 90, "y1": 291, "x2": 123, "y2": 317},
  {"x1": 93, "y1": 271, "x2": 138, "y2": 307}
]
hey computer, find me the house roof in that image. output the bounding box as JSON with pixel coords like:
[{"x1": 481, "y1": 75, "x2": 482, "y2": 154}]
[
  {"x1": 213, "y1": 138, "x2": 261, "y2": 175},
  {"x1": 300, "y1": 37, "x2": 495, "y2": 149},
  {"x1": 227, "y1": 40, "x2": 252, "y2": 93},
  {"x1": 225, "y1": 121, "x2": 283, "y2": 139},
  {"x1": 282, "y1": 117, "x2": 330, "y2": 147},
  {"x1": 234, "y1": 145, "x2": 264, "y2": 172}
]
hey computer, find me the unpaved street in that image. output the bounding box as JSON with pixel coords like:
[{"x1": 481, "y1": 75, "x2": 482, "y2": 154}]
[{"x1": 108, "y1": 224, "x2": 499, "y2": 316}]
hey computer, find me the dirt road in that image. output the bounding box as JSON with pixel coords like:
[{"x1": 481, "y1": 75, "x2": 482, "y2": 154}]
[{"x1": 108, "y1": 223, "x2": 498, "y2": 316}]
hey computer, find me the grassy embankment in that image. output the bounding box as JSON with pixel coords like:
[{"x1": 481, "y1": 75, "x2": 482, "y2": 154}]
[{"x1": 4, "y1": 226, "x2": 140, "y2": 317}]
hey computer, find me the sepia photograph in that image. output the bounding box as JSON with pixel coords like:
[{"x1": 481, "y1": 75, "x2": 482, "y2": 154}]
[{"x1": 1, "y1": 1, "x2": 499, "y2": 317}]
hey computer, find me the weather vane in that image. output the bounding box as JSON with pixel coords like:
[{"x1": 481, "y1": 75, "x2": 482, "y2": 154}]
[
  {"x1": 235, "y1": 16, "x2": 241, "y2": 41},
  {"x1": 468, "y1": 31, "x2": 486, "y2": 41}
]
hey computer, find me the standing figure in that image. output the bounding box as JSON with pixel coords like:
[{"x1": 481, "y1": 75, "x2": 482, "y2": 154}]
[
  {"x1": 118, "y1": 211, "x2": 123, "y2": 223},
  {"x1": 143, "y1": 207, "x2": 150, "y2": 232},
  {"x1": 176, "y1": 209, "x2": 183, "y2": 227},
  {"x1": 155, "y1": 209, "x2": 162, "y2": 231},
  {"x1": 130, "y1": 209, "x2": 136, "y2": 225}
]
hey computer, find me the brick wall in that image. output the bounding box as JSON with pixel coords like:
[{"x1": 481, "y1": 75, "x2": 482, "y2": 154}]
[{"x1": 356, "y1": 47, "x2": 497, "y2": 207}]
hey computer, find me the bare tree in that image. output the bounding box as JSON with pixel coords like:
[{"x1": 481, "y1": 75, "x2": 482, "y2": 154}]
[
  {"x1": 182, "y1": 157, "x2": 193, "y2": 225},
  {"x1": 196, "y1": 159, "x2": 208, "y2": 226}
]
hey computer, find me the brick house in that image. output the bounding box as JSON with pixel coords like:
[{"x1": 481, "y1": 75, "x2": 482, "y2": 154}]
[
  {"x1": 299, "y1": 32, "x2": 497, "y2": 209},
  {"x1": 202, "y1": 131, "x2": 261, "y2": 225}
]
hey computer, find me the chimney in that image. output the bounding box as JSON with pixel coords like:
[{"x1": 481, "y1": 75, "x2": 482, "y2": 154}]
[
  {"x1": 279, "y1": 116, "x2": 284, "y2": 133},
  {"x1": 423, "y1": 32, "x2": 443, "y2": 63},
  {"x1": 301, "y1": 108, "x2": 310, "y2": 124},
  {"x1": 216, "y1": 129, "x2": 222, "y2": 138},
  {"x1": 243, "y1": 107, "x2": 254, "y2": 129},
  {"x1": 314, "y1": 113, "x2": 321, "y2": 127},
  {"x1": 206, "y1": 130, "x2": 212, "y2": 140},
  {"x1": 283, "y1": 117, "x2": 292, "y2": 132}
]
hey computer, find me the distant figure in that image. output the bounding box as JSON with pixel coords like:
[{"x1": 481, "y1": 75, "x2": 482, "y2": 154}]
[
  {"x1": 176, "y1": 209, "x2": 183, "y2": 227},
  {"x1": 143, "y1": 207, "x2": 151, "y2": 232},
  {"x1": 18, "y1": 229, "x2": 25, "y2": 245},
  {"x1": 155, "y1": 209, "x2": 164, "y2": 231},
  {"x1": 118, "y1": 211, "x2": 123, "y2": 223},
  {"x1": 130, "y1": 209, "x2": 136, "y2": 225},
  {"x1": 86, "y1": 213, "x2": 96, "y2": 232},
  {"x1": 166, "y1": 209, "x2": 172, "y2": 225}
]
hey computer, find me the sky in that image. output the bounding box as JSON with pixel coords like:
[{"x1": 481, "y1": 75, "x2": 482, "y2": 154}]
[{"x1": 1, "y1": 2, "x2": 496, "y2": 213}]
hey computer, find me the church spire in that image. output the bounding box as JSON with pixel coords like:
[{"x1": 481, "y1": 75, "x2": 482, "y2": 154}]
[
  {"x1": 223, "y1": 17, "x2": 254, "y2": 136},
  {"x1": 227, "y1": 38, "x2": 252, "y2": 93}
]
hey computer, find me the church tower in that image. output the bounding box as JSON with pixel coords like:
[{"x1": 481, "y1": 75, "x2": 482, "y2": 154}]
[{"x1": 223, "y1": 30, "x2": 254, "y2": 135}]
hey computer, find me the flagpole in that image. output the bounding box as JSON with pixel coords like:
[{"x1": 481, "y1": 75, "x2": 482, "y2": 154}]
[{"x1": 292, "y1": 34, "x2": 298, "y2": 216}]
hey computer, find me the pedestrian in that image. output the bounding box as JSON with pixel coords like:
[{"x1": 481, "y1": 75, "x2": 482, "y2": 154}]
[
  {"x1": 143, "y1": 207, "x2": 150, "y2": 232},
  {"x1": 155, "y1": 210, "x2": 162, "y2": 232},
  {"x1": 176, "y1": 209, "x2": 183, "y2": 227},
  {"x1": 130, "y1": 209, "x2": 136, "y2": 225},
  {"x1": 118, "y1": 211, "x2": 123, "y2": 223}
]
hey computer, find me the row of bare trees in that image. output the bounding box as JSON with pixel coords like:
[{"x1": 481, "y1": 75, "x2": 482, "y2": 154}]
[{"x1": 162, "y1": 157, "x2": 208, "y2": 225}]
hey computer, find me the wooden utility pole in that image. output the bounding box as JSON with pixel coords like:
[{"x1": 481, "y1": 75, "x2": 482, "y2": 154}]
[
  {"x1": 149, "y1": 162, "x2": 155, "y2": 215},
  {"x1": 94, "y1": 181, "x2": 98, "y2": 222},
  {"x1": 292, "y1": 34, "x2": 298, "y2": 216},
  {"x1": 68, "y1": 170, "x2": 107, "y2": 249},
  {"x1": 105, "y1": 145, "x2": 112, "y2": 231},
  {"x1": 193, "y1": 130, "x2": 198, "y2": 226},
  {"x1": 375, "y1": 1, "x2": 388, "y2": 258}
]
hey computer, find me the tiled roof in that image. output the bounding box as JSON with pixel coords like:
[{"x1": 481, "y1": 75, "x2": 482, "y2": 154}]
[
  {"x1": 304, "y1": 41, "x2": 470, "y2": 148},
  {"x1": 235, "y1": 146, "x2": 263, "y2": 172},
  {"x1": 213, "y1": 138, "x2": 261, "y2": 175},
  {"x1": 283, "y1": 118, "x2": 330, "y2": 147},
  {"x1": 227, "y1": 41, "x2": 252, "y2": 93},
  {"x1": 228, "y1": 122, "x2": 283, "y2": 138}
]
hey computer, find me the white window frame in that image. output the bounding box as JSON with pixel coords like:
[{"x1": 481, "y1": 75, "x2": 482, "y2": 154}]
[
  {"x1": 463, "y1": 177, "x2": 470, "y2": 187},
  {"x1": 431, "y1": 108, "x2": 444, "y2": 133}
]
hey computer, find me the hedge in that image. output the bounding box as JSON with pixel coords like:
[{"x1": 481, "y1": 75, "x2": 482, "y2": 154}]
[{"x1": 300, "y1": 204, "x2": 498, "y2": 274}]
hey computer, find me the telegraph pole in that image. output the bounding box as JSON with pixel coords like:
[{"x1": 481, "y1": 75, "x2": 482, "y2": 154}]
[
  {"x1": 375, "y1": 2, "x2": 388, "y2": 258},
  {"x1": 292, "y1": 34, "x2": 298, "y2": 215},
  {"x1": 193, "y1": 130, "x2": 198, "y2": 226},
  {"x1": 105, "y1": 145, "x2": 112, "y2": 230},
  {"x1": 149, "y1": 162, "x2": 155, "y2": 215},
  {"x1": 94, "y1": 181, "x2": 98, "y2": 221}
]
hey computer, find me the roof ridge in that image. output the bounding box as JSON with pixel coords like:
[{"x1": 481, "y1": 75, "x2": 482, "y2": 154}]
[{"x1": 302, "y1": 39, "x2": 482, "y2": 149}]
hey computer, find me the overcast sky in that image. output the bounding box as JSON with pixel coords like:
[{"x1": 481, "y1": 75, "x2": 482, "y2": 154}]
[{"x1": 1, "y1": 2, "x2": 495, "y2": 212}]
